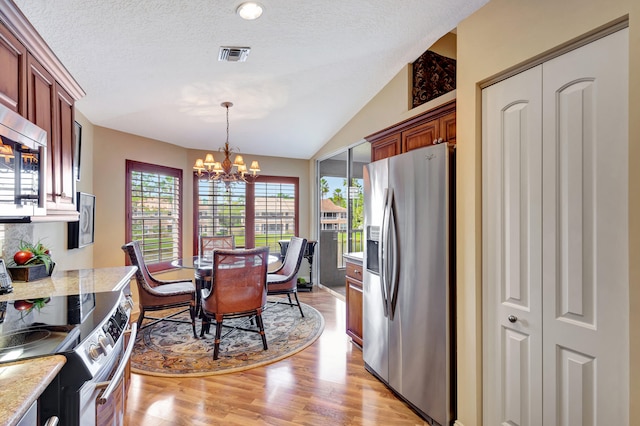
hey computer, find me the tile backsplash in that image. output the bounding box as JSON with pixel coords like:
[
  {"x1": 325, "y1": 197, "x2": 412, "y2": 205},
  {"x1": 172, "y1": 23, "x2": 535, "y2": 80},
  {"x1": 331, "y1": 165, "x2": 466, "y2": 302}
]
[{"x1": 2, "y1": 224, "x2": 34, "y2": 261}]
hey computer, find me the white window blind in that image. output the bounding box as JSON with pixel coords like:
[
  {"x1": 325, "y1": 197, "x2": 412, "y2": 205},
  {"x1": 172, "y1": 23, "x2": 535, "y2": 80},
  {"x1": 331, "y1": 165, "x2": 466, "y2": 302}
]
[
  {"x1": 127, "y1": 161, "x2": 182, "y2": 271},
  {"x1": 253, "y1": 180, "x2": 296, "y2": 254},
  {"x1": 197, "y1": 180, "x2": 246, "y2": 246},
  {"x1": 195, "y1": 176, "x2": 298, "y2": 253}
]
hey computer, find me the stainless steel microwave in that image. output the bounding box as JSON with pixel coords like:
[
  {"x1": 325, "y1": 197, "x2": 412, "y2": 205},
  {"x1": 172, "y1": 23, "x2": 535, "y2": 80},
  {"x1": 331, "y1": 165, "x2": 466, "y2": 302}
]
[{"x1": 0, "y1": 104, "x2": 47, "y2": 220}]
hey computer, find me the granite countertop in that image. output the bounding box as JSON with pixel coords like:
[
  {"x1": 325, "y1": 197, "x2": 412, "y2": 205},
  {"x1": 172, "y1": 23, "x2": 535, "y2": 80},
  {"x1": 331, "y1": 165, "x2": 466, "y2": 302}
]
[
  {"x1": 0, "y1": 355, "x2": 66, "y2": 426},
  {"x1": 343, "y1": 252, "x2": 363, "y2": 263},
  {"x1": 0, "y1": 266, "x2": 138, "y2": 302},
  {"x1": 0, "y1": 266, "x2": 137, "y2": 424}
]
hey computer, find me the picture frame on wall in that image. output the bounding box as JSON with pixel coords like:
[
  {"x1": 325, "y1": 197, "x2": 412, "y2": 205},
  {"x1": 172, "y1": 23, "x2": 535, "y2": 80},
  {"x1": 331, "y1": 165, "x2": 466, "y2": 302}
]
[
  {"x1": 74, "y1": 121, "x2": 82, "y2": 181},
  {"x1": 68, "y1": 192, "x2": 95, "y2": 249}
]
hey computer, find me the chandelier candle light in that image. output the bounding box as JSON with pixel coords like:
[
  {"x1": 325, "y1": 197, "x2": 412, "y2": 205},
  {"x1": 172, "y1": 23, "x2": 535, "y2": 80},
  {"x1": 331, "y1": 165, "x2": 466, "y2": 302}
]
[{"x1": 193, "y1": 102, "x2": 260, "y2": 189}]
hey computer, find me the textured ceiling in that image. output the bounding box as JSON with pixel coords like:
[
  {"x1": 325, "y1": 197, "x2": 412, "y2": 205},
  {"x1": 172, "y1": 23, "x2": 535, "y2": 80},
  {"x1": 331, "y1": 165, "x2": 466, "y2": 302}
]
[{"x1": 13, "y1": 0, "x2": 486, "y2": 159}]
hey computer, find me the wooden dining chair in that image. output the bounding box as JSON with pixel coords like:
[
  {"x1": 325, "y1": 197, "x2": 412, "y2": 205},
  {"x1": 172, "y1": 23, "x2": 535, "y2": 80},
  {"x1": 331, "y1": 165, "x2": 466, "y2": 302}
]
[
  {"x1": 197, "y1": 235, "x2": 236, "y2": 290},
  {"x1": 267, "y1": 237, "x2": 307, "y2": 317},
  {"x1": 122, "y1": 241, "x2": 197, "y2": 338},
  {"x1": 199, "y1": 235, "x2": 235, "y2": 259},
  {"x1": 199, "y1": 246, "x2": 270, "y2": 360}
]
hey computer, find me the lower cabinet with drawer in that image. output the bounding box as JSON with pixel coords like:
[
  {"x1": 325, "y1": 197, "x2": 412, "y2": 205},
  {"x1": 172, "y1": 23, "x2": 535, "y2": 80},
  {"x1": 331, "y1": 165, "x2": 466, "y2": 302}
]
[{"x1": 344, "y1": 255, "x2": 363, "y2": 348}]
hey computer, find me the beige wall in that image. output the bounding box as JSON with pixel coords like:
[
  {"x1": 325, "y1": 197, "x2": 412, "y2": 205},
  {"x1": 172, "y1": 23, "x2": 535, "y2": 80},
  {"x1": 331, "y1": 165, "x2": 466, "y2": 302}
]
[
  {"x1": 456, "y1": 0, "x2": 638, "y2": 425},
  {"x1": 92, "y1": 126, "x2": 310, "y2": 272},
  {"x1": 310, "y1": 35, "x2": 458, "y2": 240}
]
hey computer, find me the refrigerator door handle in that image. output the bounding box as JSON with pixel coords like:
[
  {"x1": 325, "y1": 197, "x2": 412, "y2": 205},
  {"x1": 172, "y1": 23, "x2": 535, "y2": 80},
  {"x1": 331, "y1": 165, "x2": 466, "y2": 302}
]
[
  {"x1": 387, "y1": 191, "x2": 399, "y2": 320},
  {"x1": 379, "y1": 188, "x2": 390, "y2": 317}
]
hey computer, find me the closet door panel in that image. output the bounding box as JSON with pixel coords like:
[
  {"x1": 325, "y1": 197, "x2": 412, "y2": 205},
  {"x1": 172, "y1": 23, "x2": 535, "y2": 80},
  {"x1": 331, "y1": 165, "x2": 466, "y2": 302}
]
[
  {"x1": 482, "y1": 65, "x2": 543, "y2": 426},
  {"x1": 542, "y1": 28, "x2": 629, "y2": 426}
]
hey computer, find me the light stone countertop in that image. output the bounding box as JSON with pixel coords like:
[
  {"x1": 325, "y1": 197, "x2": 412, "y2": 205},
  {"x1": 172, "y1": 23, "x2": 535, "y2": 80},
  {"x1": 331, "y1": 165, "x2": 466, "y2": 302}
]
[
  {"x1": 0, "y1": 266, "x2": 138, "y2": 302},
  {"x1": 0, "y1": 355, "x2": 66, "y2": 426},
  {"x1": 343, "y1": 251, "x2": 363, "y2": 264},
  {"x1": 0, "y1": 266, "x2": 138, "y2": 424}
]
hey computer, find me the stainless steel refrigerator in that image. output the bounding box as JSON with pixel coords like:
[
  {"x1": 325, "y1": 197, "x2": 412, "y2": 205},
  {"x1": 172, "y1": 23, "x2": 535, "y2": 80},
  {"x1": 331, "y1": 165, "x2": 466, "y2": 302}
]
[{"x1": 363, "y1": 143, "x2": 454, "y2": 426}]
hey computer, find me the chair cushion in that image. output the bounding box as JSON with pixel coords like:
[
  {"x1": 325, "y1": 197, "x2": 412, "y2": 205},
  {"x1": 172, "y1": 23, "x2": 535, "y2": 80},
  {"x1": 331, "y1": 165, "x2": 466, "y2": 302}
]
[
  {"x1": 152, "y1": 281, "x2": 194, "y2": 296},
  {"x1": 266, "y1": 274, "x2": 289, "y2": 285}
]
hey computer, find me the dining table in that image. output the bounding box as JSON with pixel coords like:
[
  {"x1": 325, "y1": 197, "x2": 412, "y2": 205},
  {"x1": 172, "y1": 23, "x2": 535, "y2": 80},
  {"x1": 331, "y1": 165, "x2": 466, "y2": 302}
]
[{"x1": 171, "y1": 254, "x2": 280, "y2": 322}]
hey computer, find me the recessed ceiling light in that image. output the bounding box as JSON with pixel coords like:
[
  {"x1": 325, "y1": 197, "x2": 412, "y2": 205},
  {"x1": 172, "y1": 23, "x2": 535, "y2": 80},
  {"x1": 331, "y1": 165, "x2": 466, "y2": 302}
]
[{"x1": 237, "y1": 2, "x2": 264, "y2": 20}]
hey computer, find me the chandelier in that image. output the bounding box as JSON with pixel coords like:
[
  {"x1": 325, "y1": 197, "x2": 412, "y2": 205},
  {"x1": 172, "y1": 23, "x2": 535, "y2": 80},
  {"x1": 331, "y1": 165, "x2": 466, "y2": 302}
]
[{"x1": 193, "y1": 102, "x2": 260, "y2": 188}]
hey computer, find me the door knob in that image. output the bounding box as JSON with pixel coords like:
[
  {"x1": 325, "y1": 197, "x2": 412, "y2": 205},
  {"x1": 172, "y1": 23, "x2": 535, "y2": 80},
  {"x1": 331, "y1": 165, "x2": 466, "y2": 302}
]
[{"x1": 508, "y1": 315, "x2": 517, "y2": 323}]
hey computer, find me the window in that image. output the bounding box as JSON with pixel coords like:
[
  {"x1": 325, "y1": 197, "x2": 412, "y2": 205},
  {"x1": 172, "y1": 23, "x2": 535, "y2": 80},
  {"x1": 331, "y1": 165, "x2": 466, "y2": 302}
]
[
  {"x1": 195, "y1": 176, "x2": 298, "y2": 255},
  {"x1": 196, "y1": 179, "x2": 246, "y2": 245},
  {"x1": 126, "y1": 160, "x2": 182, "y2": 272}
]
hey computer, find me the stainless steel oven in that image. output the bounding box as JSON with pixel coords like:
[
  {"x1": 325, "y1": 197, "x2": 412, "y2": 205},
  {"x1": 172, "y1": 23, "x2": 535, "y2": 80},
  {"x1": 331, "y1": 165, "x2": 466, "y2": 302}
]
[{"x1": 0, "y1": 289, "x2": 134, "y2": 426}]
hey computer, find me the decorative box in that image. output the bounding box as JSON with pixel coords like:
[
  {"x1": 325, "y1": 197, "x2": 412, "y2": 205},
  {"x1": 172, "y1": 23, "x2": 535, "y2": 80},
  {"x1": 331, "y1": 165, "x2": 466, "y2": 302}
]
[{"x1": 8, "y1": 262, "x2": 55, "y2": 282}]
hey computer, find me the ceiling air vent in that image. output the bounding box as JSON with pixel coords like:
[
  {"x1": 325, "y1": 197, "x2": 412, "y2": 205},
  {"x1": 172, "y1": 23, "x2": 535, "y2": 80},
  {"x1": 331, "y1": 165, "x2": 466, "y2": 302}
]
[{"x1": 218, "y1": 46, "x2": 251, "y2": 62}]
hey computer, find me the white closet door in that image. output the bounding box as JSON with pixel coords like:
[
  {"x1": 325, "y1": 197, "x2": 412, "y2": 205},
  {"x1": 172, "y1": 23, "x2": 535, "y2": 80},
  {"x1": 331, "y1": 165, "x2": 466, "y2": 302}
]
[
  {"x1": 541, "y1": 28, "x2": 629, "y2": 426},
  {"x1": 482, "y1": 65, "x2": 543, "y2": 426}
]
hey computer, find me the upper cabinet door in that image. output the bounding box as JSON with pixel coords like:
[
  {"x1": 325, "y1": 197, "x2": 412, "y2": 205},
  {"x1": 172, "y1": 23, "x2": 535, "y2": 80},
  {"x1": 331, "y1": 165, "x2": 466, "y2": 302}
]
[
  {"x1": 371, "y1": 133, "x2": 401, "y2": 161},
  {"x1": 0, "y1": 23, "x2": 27, "y2": 115},
  {"x1": 27, "y1": 54, "x2": 76, "y2": 211},
  {"x1": 54, "y1": 84, "x2": 75, "y2": 208},
  {"x1": 27, "y1": 54, "x2": 55, "y2": 202},
  {"x1": 402, "y1": 118, "x2": 439, "y2": 152}
]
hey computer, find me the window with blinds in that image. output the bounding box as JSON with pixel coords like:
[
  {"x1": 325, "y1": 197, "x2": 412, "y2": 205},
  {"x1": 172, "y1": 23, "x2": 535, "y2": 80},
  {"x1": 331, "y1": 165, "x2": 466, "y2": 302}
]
[
  {"x1": 196, "y1": 179, "x2": 246, "y2": 246},
  {"x1": 194, "y1": 176, "x2": 298, "y2": 254},
  {"x1": 126, "y1": 160, "x2": 182, "y2": 272},
  {"x1": 254, "y1": 179, "x2": 297, "y2": 254}
]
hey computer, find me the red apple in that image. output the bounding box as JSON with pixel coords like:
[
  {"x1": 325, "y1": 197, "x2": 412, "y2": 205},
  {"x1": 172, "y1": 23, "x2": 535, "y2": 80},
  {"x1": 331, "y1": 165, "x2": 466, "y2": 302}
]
[
  {"x1": 13, "y1": 250, "x2": 34, "y2": 265},
  {"x1": 13, "y1": 300, "x2": 33, "y2": 311}
]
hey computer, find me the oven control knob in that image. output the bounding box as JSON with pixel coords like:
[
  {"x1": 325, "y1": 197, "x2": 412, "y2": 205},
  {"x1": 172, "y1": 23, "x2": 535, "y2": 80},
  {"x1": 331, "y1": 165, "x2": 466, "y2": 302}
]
[
  {"x1": 98, "y1": 334, "x2": 113, "y2": 350},
  {"x1": 88, "y1": 343, "x2": 106, "y2": 361},
  {"x1": 121, "y1": 297, "x2": 134, "y2": 311}
]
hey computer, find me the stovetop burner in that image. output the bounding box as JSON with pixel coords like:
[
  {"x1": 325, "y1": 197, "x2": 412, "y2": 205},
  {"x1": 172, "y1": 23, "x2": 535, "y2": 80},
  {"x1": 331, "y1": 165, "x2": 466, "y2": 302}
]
[
  {"x1": 0, "y1": 328, "x2": 51, "y2": 349},
  {"x1": 0, "y1": 291, "x2": 121, "y2": 364}
]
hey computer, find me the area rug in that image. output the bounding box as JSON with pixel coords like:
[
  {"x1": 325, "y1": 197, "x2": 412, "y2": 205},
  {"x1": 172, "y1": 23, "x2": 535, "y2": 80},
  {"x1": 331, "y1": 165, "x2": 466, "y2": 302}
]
[{"x1": 130, "y1": 299, "x2": 324, "y2": 377}]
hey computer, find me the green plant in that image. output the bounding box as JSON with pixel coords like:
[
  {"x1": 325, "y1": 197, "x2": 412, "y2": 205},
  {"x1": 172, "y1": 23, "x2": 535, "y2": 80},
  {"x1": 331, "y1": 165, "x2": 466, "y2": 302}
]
[{"x1": 10, "y1": 240, "x2": 53, "y2": 270}]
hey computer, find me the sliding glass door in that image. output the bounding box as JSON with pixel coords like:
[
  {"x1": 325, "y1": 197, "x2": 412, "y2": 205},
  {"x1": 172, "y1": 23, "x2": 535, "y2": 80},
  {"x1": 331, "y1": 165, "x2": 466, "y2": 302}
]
[{"x1": 317, "y1": 142, "x2": 370, "y2": 295}]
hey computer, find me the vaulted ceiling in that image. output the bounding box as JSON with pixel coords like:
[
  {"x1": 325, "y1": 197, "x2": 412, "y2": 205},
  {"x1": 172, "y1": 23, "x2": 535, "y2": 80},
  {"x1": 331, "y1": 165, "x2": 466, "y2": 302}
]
[{"x1": 14, "y1": 0, "x2": 487, "y2": 159}]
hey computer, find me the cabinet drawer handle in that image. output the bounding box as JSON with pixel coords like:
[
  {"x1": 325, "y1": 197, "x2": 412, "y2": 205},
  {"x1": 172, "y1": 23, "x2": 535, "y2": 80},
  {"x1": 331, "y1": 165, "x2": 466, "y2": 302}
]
[{"x1": 508, "y1": 315, "x2": 517, "y2": 323}]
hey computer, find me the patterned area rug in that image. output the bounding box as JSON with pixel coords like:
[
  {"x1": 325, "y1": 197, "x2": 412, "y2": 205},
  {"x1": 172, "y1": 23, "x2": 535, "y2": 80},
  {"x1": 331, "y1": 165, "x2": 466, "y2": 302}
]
[{"x1": 131, "y1": 299, "x2": 324, "y2": 377}]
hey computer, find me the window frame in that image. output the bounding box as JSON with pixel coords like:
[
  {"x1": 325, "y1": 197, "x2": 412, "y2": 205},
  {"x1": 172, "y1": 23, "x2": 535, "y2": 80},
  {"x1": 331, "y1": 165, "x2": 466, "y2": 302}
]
[
  {"x1": 125, "y1": 160, "x2": 183, "y2": 273},
  {"x1": 193, "y1": 175, "x2": 299, "y2": 254}
]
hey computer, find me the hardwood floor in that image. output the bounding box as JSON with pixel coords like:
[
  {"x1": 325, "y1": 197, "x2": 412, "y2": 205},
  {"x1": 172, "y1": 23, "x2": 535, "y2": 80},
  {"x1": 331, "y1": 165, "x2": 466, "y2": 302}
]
[{"x1": 125, "y1": 287, "x2": 427, "y2": 425}]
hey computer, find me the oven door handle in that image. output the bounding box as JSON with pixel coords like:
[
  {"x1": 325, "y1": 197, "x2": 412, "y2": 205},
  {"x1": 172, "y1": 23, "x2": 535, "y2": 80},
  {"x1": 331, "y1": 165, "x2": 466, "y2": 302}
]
[{"x1": 96, "y1": 322, "x2": 137, "y2": 405}]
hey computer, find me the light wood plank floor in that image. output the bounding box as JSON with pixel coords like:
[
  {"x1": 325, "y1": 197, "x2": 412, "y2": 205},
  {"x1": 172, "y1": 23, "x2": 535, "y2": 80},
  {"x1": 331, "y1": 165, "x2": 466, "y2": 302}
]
[{"x1": 125, "y1": 288, "x2": 427, "y2": 425}]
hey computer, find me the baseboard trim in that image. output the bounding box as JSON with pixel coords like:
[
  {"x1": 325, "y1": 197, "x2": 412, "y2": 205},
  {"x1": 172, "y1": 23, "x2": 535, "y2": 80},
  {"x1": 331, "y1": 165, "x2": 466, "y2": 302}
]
[{"x1": 454, "y1": 421, "x2": 465, "y2": 426}]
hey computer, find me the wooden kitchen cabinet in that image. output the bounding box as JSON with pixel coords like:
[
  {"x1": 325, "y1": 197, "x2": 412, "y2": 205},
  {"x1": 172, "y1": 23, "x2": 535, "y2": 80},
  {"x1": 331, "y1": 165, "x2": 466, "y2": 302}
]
[
  {"x1": 371, "y1": 133, "x2": 401, "y2": 162},
  {"x1": 345, "y1": 257, "x2": 363, "y2": 348},
  {"x1": 0, "y1": 8, "x2": 85, "y2": 219},
  {"x1": 27, "y1": 55, "x2": 76, "y2": 212},
  {"x1": 367, "y1": 99, "x2": 456, "y2": 160},
  {"x1": 0, "y1": 22, "x2": 26, "y2": 114}
]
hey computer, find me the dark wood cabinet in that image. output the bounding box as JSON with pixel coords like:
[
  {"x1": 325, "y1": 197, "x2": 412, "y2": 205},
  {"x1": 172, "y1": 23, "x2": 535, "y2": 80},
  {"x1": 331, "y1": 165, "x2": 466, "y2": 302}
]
[
  {"x1": 0, "y1": 8, "x2": 85, "y2": 219},
  {"x1": 26, "y1": 55, "x2": 76, "y2": 212},
  {"x1": 367, "y1": 99, "x2": 456, "y2": 160},
  {"x1": 53, "y1": 83, "x2": 76, "y2": 210},
  {"x1": 0, "y1": 22, "x2": 26, "y2": 114},
  {"x1": 345, "y1": 257, "x2": 363, "y2": 348},
  {"x1": 371, "y1": 133, "x2": 401, "y2": 162}
]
